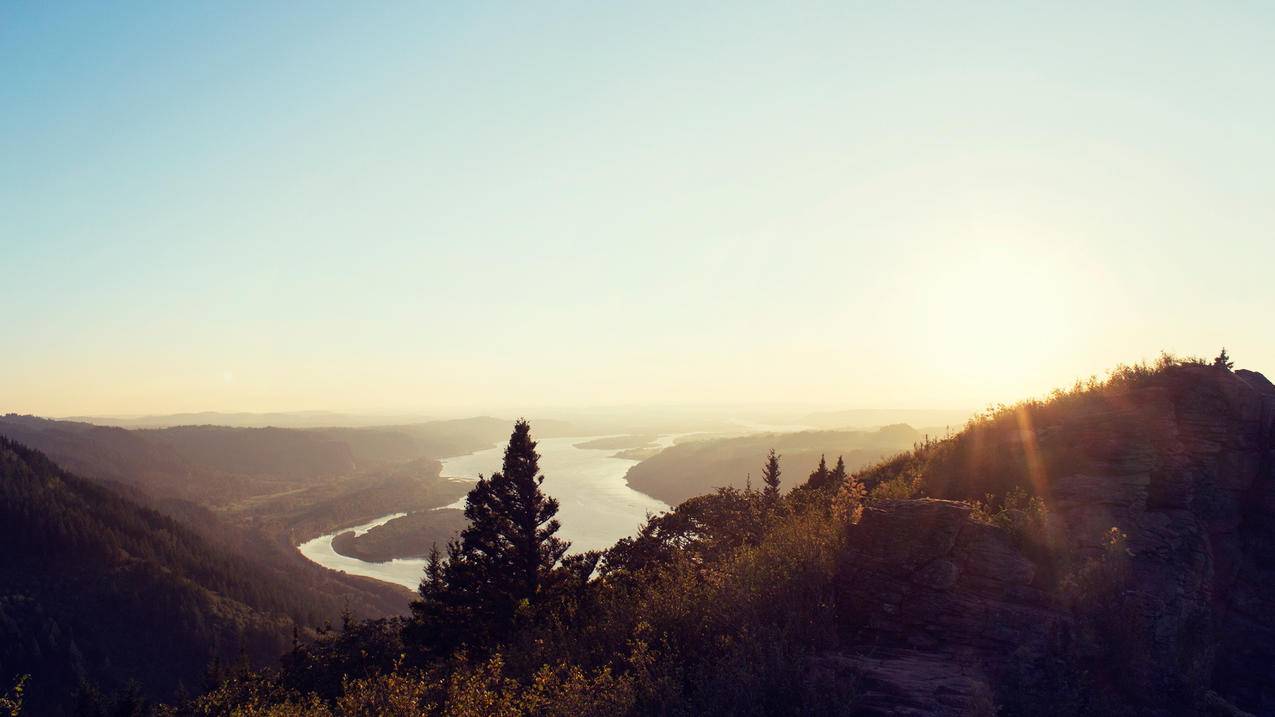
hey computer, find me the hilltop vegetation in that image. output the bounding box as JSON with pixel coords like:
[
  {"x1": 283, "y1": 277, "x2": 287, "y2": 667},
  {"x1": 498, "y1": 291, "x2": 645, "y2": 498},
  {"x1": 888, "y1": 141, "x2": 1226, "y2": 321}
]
[{"x1": 174, "y1": 355, "x2": 1275, "y2": 716}]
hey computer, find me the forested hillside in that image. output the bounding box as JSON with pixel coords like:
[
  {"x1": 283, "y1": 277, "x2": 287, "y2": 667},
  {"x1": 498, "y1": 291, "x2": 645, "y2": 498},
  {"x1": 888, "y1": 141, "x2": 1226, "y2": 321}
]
[
  {"x1": 0, "y1": 413, "x2": 563, "y2": 714},
  {"x1": 0, "y1": 416, "x2": 502, "y2": 506},
  {"x1": 0, "y1": 437, "x2": 358, "y2": 714}
]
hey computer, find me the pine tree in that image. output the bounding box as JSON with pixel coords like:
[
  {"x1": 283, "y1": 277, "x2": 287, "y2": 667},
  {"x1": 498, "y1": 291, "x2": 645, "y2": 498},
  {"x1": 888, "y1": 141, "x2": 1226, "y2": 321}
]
[
  {"x1": 406, "y1": 544, "x2": 451, "y2": 651},
  {"x1": 1214, "y1": 347, "x2": 1234, "y2": 370},
  {"x1": 112, "y1": 680, "x2": 147, "y2": 717},
  {"x1": 410, "y1": 544, "x2": 445, "y2": 621},
  {"x1": 761, "y1": 449, "x2": 782, "y2": 504},
  {"x1": 424, "y1": 543, "x2": 444, "y2": 594},
  {"x1": 493, "y1": 419, "x2": 568, "y2": 599},
  {"x1": 828, "y1": 455, "x2": 848, "y2": 488},
  {"x1": 807, "y1": 454, "x2": 830, "y2": 489},
  {"x1": 408, "y1": 420, "x2": 568, "y2": 651}
]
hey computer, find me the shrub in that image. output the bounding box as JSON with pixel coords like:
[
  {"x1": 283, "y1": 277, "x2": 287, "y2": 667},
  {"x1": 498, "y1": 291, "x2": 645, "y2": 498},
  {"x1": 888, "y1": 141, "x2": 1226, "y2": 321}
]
[{"x1": 0, "y1": 675, "x2": 26, "y2": 717}]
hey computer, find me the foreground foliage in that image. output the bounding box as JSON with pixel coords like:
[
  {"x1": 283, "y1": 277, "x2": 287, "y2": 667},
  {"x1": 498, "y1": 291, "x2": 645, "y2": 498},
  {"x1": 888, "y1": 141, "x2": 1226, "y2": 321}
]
[{"x1": 187, "y1": 425, "x2": 870, "y2": 716}]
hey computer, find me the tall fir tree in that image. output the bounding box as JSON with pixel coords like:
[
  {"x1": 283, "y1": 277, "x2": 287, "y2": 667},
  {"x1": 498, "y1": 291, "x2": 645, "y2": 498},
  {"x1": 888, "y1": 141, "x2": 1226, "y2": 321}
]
[
  {"x1": 408, "y1": 420, "x2": 568, "y2": 652},
  {"x1": 494, "y1": 419, "x2": 568, "y2": 599},
  {"x1": 762, "y1": 449, "x2": 782, "y2": 504},
  {"x1": 1214, "y1": 347, "x2": 1234, "y2": 370},
  {"x1": 828, "y1": 455, "x2": 848, "y2": 487},
  {"x1": 807, "y1": 454, "x2": 830, "y2": 489},
  {"x1": 410, "y1": 545, "x2": 445, "y2": 621}
]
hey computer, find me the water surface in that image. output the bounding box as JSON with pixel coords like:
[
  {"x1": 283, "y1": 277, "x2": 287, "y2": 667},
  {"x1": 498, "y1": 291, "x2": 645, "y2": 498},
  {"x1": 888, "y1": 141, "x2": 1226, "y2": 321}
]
[{"x1": 298, "y1": 436, "x2": 670, "y2": 589}]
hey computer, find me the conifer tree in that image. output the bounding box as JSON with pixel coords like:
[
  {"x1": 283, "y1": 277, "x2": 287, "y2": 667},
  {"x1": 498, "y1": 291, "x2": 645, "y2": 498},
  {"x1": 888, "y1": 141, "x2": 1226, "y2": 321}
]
[
  {"x1": 1214, "y1": 347, "x2": 1234, "y2": 370},
  {"x1": 761, "y1": 449, "x2": 782, "y2": 504},
  {"x1": 424, "y1": 544, "x2": 444, "y2": 594},
  {"x1": 828, "y1": 455, "x2": 848, "y2": 487},
  {"x1": 409, "y1": 420, "x2": 568, "y2": 650},
  {"x1": 807, "y1": 454, "x2": 830, "y2": 489},
  {"x1": 406, "y1": 544, "x2": 451, "y2": 651},
  {"x1": 411, "y1": 544, "x2": 445, "y2": 618},
  {"x1": 493, "y1": 419, "x2": 568, "y2": 599}
]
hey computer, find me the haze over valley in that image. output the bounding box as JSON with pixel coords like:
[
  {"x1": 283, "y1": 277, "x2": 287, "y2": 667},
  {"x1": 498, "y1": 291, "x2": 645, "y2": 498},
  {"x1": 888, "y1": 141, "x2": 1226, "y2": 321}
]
[{"x1": 4, "y1": 2, "x2": 1275, "y2": 715}]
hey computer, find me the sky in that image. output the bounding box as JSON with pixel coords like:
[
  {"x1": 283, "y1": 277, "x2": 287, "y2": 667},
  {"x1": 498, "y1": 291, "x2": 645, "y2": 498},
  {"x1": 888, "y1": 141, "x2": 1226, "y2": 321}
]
[{"x1": 3, "y1": 2, "x2": 1274, "y2": 417}]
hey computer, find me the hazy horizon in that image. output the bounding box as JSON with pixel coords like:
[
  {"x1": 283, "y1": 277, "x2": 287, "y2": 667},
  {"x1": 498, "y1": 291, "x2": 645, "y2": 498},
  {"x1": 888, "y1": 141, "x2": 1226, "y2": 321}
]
[
  {"x1": 42, "y1": 405, "x2": 977, "y2": 435},
  {"x1": 5, "y1": 3, "x2": 1274, "y2": 417}
]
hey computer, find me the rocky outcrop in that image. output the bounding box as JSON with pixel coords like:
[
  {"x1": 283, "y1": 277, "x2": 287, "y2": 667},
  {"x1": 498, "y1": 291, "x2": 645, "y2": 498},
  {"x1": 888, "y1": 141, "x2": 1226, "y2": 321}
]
[
  {"x1": 834, "y1": 366, "x2": 1275, "y2": 715},
  {"x1": 834, "y1": 499, "x2": 1065, "y2": 715}
]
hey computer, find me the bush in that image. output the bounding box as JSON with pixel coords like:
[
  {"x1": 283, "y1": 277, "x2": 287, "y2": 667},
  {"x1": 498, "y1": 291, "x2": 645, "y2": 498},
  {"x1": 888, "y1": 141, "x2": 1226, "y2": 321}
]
[{"x1": 0, "y1": 675, "x2": 26, "y2": 717}]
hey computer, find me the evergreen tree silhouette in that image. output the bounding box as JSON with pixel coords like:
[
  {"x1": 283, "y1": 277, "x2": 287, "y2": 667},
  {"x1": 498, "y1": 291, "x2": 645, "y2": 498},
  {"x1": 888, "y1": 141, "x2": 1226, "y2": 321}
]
[
  {"x1": 762, "y1": 449, "x2": 782, "y2": 504},
  {"x1": 806, "y1": 454, "x2": 830, "y2": 489},
  {"x1": 494, "y1": 419, "x2": 568, "y2": 599},
  {"x1": 409, "y1": 420, "x2": 568, "y2": 651},
  {"x1": 1214, "y1": 347, "x2": 1234, "y2": 370},
  {"x1": 828, "y1": 455, "x2": 848, "y2": 488},
  {"x1": 406, "y1": 544, "x2": 452, "y2": 651}
]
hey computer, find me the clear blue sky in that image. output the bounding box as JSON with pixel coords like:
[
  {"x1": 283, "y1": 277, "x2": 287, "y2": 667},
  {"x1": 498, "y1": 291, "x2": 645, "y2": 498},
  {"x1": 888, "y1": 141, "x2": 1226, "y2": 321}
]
[{"x1": 3, "y1": 2, "x2": 1273, "y2": 416}]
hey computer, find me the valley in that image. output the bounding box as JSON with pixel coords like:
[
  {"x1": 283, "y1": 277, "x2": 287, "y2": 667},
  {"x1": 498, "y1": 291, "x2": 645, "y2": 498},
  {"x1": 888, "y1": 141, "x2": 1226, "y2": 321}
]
[
  {"x1": 5, "y1": 359, "x2": 1275, "y2": 716},
  {"x1": 6, "y1": 5, "x2": 1266, "y2": 712},
  {"x1": 300, "y1": 435, "x2": 675, "y2": 587}
]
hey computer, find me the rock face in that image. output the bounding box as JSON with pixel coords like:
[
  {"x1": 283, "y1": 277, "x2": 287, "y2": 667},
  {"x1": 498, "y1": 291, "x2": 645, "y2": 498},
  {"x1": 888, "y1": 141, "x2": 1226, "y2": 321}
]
[
  {"x1": 833, "y1": 366, "x2": 1275, "y2": 715},
  {"x1": 835, "y1": 499, "x2": 1065, "y2": 715}
]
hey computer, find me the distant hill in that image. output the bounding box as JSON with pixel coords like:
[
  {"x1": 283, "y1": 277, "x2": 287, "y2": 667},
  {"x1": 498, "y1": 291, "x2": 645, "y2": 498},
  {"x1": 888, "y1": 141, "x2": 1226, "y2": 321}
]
[
  {"x1": 0, "y1": 415, "x2": 346, "y2": 506},
  {"x1": 65, "y1": 409, "x2": 760, "y2": 442},
  {"x1": 62, "y1": 410, "x2": 435, "y2": 429},
  {"x1": 0, "y1": 415, "x2": 196, "y2": 496},
  {"x1": 624, "y1": 425, "x2": 922, "y2": 505},
  {"x1": 0, "y1": 415, "x2": 524, "y2": 509},
  {"x1": 140, "y1": 424, "x2": 357, "y2": 479}
]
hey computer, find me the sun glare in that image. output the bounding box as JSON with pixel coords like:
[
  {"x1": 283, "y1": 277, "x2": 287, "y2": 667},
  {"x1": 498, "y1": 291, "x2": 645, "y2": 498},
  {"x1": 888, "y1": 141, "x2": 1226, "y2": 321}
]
[{"x1": 918, "y1": 238, "x2": 1077, "y2": 394}]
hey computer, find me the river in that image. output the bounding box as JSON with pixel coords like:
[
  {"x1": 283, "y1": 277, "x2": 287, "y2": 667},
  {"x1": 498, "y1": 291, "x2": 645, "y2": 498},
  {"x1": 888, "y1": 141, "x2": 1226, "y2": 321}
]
[{"x1": 298, "y1": 435, "x2": 673, "y2": 590}]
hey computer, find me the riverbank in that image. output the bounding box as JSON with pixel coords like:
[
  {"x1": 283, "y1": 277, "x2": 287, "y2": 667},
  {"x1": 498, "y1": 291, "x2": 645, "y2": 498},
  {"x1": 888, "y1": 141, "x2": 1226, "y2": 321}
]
[{"x1": 296, "y1": 436, "x2": 672, "y2": 589}]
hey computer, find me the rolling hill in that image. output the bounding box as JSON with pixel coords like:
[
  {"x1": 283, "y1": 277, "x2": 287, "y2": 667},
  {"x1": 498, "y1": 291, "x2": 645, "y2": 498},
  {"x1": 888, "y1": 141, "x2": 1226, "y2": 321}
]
[{"x1": 623, "y1": 424, "x2": 924, "y2": 505}]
